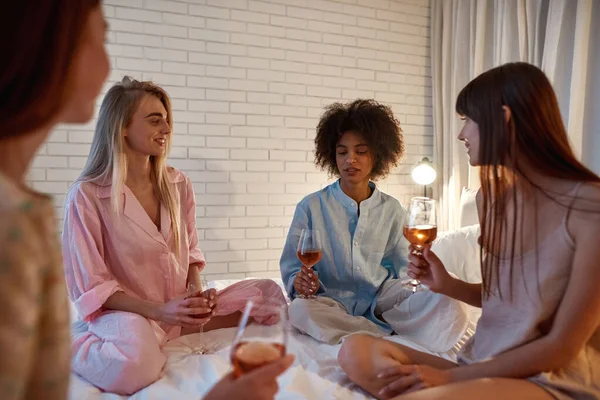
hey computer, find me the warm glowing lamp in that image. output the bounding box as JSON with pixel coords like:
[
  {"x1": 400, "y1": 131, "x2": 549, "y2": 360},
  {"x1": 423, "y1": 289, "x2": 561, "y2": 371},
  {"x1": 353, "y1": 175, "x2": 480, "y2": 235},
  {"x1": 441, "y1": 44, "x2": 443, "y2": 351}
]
[{"x1": 411, "y1": 157, "x2": 436, "y2": 197}]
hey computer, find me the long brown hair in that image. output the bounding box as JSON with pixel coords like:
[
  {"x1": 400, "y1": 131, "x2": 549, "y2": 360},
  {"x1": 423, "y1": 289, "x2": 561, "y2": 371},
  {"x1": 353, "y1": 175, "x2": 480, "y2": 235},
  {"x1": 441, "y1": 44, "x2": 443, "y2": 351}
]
[
  {"x1": 456, "y1": 62, "x2": 600, "y2": 299},
  {"x1": 0, "y1": 0, "x2": 100, "y2": 137}
]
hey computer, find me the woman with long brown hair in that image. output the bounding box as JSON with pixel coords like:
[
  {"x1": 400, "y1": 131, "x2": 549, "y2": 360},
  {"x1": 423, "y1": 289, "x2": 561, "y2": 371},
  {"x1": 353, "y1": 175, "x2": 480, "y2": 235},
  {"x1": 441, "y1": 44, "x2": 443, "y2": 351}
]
[
  {"x1": 0, "y1": 1, "x2": 110, "y2": 399},
  {"x1": 337, "y1": 62, "x2": 600, "y2": 399}
]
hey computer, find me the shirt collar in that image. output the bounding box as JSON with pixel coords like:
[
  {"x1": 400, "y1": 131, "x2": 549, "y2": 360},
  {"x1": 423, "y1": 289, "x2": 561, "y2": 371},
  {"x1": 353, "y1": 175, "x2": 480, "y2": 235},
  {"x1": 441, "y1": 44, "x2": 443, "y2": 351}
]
[{"x1": 331, "y1": 179, "x2": 380, "y2": 212}]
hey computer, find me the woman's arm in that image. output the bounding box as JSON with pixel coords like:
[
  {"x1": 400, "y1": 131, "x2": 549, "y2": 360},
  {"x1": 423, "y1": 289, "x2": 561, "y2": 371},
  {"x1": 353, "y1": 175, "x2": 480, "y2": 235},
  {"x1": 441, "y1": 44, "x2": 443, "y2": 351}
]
[
  {"x1": 103, "y1": 291, "x2": 161, "y2": 320},
  {"x1": 183, "y1": 174, "x2": 207, "y2": 283},
  {"x1": 409, "y1": 246, "x2": 483, "y2": 308},
  {"x1": 187, "y1": 263, "x2": 202, "y2": 290},
  {"x1": 432, "y1": 189, "x2": 483, "y2": 307},
  {"x1": 438, "y1": 278, "x2": 482, "y2": 308},
  {"x1": 104, "y1": 290, "x2": 212, "y2": 327},
  {"x1": 62, "y1": 189, "x2": 123, "y2": 321}
]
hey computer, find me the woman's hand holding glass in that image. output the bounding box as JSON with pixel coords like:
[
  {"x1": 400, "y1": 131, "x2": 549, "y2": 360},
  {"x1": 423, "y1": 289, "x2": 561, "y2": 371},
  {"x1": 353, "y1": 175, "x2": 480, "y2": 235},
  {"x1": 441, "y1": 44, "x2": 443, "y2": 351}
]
[
  {"x1": 185, "y1": 277, "x2": 217, "y2": 354},
  {"x1": 293, "y1": 266, "x2": 319, "y2": 297},
  {"x1": 203, "y1": 354, "x2": 294, "y2": 400},
  {"x1": 406, "y1": 244, "x2": 452, "y2": 294},
  {"x1": 187, "y1": 276, "x2": 217, "y2": 320},
  {"x1": 155, "y1": 292, "x2": 215, "y2": 328},
  {"x1": 231, "y1": 301, "x2": 288, "y2": 378}
]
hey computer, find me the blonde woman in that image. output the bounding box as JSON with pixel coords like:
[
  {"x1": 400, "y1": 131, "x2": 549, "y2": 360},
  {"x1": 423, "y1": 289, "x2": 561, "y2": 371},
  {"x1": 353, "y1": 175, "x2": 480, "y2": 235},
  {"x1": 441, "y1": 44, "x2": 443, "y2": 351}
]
[{"x1": 63, "y1": 77, "x2": 287, "y2": 395}]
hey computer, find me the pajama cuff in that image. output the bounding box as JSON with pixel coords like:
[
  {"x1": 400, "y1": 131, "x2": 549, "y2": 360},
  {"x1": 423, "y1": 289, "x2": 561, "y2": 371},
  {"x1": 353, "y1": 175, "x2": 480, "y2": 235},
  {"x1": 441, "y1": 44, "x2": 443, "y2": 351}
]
[{"x1": 74, "y1": 280, "x2": 121, "y2": 322}]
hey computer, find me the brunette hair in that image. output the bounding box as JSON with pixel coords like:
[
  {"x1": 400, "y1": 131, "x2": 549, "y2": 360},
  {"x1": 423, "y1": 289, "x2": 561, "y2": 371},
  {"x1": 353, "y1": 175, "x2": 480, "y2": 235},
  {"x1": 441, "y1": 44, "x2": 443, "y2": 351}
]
[
  {"x1": 0, "y1": 0, "x2": 101, "y2": 137},
  {"x1": 456, "y1": 62, "x2": 600, "y2": 299}
]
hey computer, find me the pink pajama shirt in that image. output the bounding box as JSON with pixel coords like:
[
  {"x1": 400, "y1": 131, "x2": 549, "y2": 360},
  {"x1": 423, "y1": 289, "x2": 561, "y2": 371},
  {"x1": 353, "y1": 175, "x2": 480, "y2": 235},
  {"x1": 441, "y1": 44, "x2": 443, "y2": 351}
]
[{"x1": 62, "y1": 168, "x2": 285, "y2": 395}]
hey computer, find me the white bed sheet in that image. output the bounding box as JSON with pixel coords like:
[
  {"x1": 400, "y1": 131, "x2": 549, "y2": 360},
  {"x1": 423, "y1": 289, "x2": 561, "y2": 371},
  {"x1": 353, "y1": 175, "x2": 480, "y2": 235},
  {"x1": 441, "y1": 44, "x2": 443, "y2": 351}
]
[{"x1": 67, "y1": 278, "x2": 466, "y2": 400}]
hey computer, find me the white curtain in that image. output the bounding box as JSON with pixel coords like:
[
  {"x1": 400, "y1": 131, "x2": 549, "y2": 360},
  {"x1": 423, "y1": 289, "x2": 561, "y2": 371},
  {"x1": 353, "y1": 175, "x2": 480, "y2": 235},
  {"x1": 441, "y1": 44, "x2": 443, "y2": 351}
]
[{"x1": 431, "y1": 0, "x2": 600, "y2": 231}]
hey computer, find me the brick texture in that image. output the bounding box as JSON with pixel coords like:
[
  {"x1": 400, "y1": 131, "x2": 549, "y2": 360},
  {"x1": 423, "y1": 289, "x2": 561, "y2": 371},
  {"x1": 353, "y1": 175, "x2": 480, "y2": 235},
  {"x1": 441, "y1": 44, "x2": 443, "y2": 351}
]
[{"x1": 33, "y1": 0, "x2": 432, "y2": 280}]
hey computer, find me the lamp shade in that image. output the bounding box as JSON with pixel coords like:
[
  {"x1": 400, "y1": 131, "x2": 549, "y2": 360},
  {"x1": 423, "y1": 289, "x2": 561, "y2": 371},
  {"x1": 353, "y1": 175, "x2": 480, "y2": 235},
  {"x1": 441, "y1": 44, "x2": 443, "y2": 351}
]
[{"x1": 411, "y1": 157, "x2": 436, "y2": 185}]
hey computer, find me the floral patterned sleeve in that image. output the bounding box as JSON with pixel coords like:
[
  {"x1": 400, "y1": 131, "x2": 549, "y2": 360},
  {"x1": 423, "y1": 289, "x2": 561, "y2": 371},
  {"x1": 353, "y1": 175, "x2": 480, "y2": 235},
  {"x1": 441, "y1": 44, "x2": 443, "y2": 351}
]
[
  {"x1": 0, "y1": 211, "x2": 42, "y2": 399},
  {"x1": 0, "y1": 200, "x2": 70, "y2": 400}
]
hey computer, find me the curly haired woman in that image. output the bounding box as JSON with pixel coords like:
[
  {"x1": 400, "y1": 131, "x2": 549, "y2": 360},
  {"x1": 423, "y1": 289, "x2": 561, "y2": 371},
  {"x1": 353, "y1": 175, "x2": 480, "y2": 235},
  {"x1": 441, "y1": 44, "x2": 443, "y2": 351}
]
[{"x1": 280, "y1": 99, "x2": 468, "y2": 346}]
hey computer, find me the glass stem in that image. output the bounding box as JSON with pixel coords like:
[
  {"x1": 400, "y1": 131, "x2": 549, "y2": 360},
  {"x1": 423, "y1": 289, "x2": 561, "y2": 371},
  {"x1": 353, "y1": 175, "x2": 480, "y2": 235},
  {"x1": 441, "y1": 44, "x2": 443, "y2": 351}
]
[
  {"x1": 413, "y1": 245, "x2": 423, "y2": 256},
  {"x1": 410, "y1": 245, "x2": 423, "y2": 292}
]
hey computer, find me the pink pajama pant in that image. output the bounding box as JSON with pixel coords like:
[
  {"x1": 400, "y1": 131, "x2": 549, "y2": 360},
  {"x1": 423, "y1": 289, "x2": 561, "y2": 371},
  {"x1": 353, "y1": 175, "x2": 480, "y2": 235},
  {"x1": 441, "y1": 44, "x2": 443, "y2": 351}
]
[{"x1": 71, "y1": 279, "x2": 286, "y2": 395}]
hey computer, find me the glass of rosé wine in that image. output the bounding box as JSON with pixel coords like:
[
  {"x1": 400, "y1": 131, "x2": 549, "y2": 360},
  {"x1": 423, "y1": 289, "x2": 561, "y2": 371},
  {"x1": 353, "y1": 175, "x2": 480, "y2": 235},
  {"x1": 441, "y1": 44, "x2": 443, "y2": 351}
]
[
  {"x1": 231, "y1": 301, "x2": 288, "y2": 378},
  {"x1": 186, "y1": 275, "x2": 212, "y2": 354},
  {"x1": 402, "y1": 197, "x2": 437, "y2": 293},
  {"x1": 296, "y1": 229, "x2": 322, "y2": 299}
]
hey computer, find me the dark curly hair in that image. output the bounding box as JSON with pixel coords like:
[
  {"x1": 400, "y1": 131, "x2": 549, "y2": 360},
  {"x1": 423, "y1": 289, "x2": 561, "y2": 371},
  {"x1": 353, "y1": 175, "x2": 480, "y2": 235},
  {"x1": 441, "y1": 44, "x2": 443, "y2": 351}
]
[{"x1": 314, "y1": 99, "x2": 405, "y2": 180}]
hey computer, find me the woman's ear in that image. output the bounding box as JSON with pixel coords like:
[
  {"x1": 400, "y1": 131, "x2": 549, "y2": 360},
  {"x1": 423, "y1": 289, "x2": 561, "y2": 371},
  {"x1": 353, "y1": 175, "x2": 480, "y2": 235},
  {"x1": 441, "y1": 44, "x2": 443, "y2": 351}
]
[{"x1": 502, "y1": 105, "x2": 512, "y2": 124}]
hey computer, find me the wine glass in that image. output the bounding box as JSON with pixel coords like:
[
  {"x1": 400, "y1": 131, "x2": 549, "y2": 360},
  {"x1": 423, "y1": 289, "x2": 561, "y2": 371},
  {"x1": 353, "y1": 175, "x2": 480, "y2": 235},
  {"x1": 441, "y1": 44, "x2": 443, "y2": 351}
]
[
  {"x1": 296, "y1": 229, "x2": 322, "y2": 299},
  {"x1": 403, "y1": 197, "x2": 437, "y2": 292},
  {"x1": 231, "y1": 300, "x2": 288, "y2": 378},
  {"x1": 187, "y1": 275, "x2": 212, "y2": 354}
]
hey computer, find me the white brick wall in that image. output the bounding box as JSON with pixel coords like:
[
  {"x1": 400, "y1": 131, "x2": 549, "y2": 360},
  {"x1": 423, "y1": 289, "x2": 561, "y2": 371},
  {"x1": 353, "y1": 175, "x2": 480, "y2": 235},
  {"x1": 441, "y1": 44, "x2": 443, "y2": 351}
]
[{"x1": 32, "y1": 0, "x2": 432, "y2": 281}]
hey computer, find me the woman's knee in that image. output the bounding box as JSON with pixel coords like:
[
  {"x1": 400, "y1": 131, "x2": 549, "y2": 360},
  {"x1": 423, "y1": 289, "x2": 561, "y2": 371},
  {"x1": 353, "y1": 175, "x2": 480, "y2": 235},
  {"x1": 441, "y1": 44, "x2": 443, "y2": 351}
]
[
  {"x1": 285, "y1": 298, "x2": 304, "y2": 327},
  {"x1": 77, "y1": 312, "x2": 167, "y2": 395},
  {"x1": 338, "y1": 333, "x2": 380, "y2": 374},
  {"x1": 288, "y1": 297, "x2": 310, "y2": 317},
  {"x1": 255, "y1": 279, "x2": 287, "y2": 304},
  {"x1": 339, "y1": 334, "x2": 396, "y2": 399},
  {"x1": 106, "y1": 344, "x2": 166, "y2": 395}
]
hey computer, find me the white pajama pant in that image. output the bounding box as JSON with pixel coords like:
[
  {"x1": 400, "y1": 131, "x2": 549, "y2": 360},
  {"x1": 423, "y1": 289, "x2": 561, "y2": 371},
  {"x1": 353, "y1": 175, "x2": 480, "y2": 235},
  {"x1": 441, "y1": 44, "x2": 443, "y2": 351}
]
[{"x1": 289, "y1": 279, "x2": 470, "y2": 352}]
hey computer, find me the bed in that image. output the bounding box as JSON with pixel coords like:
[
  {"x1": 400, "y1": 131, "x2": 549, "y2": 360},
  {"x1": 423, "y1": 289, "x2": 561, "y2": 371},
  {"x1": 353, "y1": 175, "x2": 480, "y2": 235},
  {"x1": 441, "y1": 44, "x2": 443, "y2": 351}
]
[
  {"x1": 68, "y1": 194, "x2": 482, "y2": 400},
  {"x1": 68, "y1": 276, "x2": 374, "y2": 400}
]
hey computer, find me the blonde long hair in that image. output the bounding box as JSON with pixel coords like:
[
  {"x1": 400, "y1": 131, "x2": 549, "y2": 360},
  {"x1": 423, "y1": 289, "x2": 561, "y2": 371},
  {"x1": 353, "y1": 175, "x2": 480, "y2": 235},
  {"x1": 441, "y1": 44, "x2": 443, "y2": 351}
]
[{"x1": 79, "y1": 76, "x2": 181, "y2": 251}]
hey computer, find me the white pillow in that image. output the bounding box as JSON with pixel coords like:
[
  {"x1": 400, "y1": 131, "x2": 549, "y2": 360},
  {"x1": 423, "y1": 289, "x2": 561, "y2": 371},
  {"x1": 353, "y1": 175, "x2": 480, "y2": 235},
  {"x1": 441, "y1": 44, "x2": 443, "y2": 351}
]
[
  {"x1": 459, "y1": 187, "x2": 479, "y2": 228},
  {"x1": 431, "y1": 224, "x2": 481, "y2": 283},
  {"x1": 432, "y1": 224, "x2": 483, "y2": 329}
]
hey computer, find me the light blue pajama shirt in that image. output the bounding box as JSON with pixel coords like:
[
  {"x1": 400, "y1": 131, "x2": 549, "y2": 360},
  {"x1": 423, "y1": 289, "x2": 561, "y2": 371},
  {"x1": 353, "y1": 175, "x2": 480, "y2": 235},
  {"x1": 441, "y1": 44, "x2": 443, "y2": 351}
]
[{"x1": 280, "y1": 180, "x2": 409, "y2": 332}]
